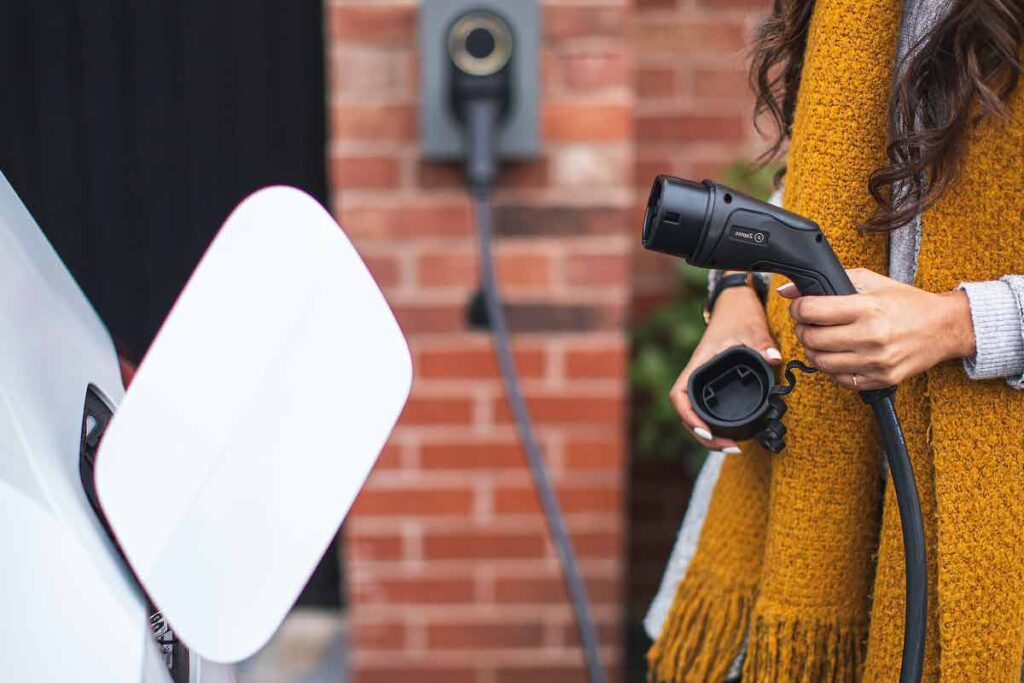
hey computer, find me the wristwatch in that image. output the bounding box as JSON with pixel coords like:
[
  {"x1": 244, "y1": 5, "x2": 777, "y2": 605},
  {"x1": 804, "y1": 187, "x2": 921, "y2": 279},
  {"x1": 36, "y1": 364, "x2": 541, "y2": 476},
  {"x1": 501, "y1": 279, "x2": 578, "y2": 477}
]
[{"x1": 703, "y1": 272, "x2": 767, "y2": 325}]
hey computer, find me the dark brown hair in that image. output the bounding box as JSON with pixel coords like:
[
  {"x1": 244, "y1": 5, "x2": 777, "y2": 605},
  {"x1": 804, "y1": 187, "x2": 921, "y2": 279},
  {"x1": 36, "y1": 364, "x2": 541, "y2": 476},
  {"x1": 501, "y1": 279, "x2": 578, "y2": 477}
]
[{"x1": 749, "y1": 0, "x2": 1024, "y2": 232}]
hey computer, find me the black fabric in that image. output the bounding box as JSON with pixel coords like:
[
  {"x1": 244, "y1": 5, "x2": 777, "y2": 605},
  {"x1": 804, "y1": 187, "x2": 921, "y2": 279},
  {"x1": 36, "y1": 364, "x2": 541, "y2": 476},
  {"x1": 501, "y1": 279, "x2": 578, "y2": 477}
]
[
  {"x1": 0, "y1": 0, "x2": 329, "y2": 361},
  {"x1": 0, "y1": 0, "x2": 339, "y2": 609}
]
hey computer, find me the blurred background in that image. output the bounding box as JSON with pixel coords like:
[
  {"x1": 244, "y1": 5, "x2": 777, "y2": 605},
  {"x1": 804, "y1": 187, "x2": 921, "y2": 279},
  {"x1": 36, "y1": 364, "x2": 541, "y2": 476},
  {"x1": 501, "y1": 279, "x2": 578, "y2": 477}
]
[{"x1": 0, "y1": 0, "x2": 773, "y2": 680}]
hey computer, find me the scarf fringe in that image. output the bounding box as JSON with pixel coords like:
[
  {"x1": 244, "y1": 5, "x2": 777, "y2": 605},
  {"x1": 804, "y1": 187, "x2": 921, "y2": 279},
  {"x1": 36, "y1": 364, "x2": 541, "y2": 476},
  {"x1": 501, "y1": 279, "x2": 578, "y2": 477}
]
[
  {"x1": 741, "y1": 613, "x2": 866, "y2": 683},
  {"x1": 646, "y1": 573, "x2": 751, "y2": 683}
]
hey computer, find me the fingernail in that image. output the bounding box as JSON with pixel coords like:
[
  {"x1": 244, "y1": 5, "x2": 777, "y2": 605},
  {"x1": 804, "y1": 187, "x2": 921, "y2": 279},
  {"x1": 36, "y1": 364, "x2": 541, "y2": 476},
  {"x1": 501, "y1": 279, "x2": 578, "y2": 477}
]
[
  {"x1": 776, "y1": 282, "x2": 796, "y2": 293},
  {"x1": 765, "y1": 347, "x2": 782, "y2": 361},
  {"x1": 693, "y1": 427, "x2": 713, "y2": 441},
  {"x1": 723, "y1": 446, "x2": 742, "y2": 454}
]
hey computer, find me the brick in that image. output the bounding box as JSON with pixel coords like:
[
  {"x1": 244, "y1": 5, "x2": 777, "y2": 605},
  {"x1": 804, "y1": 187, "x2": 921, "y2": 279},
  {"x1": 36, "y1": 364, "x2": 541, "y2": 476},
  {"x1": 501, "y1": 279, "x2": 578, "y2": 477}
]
[
  {"x1": 350, "y1": 621, "x2": 406, "y2": 650},
  {"x1": 331, "y1": 155, "x2": 401, "y2": 190},
  {"x1": 545, "y1": 5, "x2": 629, "y2": 39},
  {"x1": 573, "y1": 529, "x2": 624, "y2": 557},
  {"x1": 634, "y1": 19, "x2": 747, "y2": 56},
  {"x1": 694, "y1": 65, "x2": 754, "y2": 100},
  {"x1": 637, "y1": 66, "x2": 677, "y2": 99},
  {"x1": 417, "y1": 251, "x2": 552, "y2": 289},
  {"x1": 501, "y1": 160, "x2": 551, "y2": 189},
  {"x1": 551, "y1": 145, "x2": 632, "y2": 188},
  {"x1": 635, "y1": 157, "x2": 674, "y2": 187},
  {"x1": 497, "y1": 665, "x2": 588, "y2": 683},
  {"x1": 492, "y1": 394, "x2": 623, "y2": 425},
  {"x1": 340, "y1": 200, "x2": 472, "y2": 238},
  {"x1": 331, "y1": 103, "x2": 416, "y2": 142},
  {"x1": 564, "y1": 439, "x2": 624, "y2": 471},
  {"x1": 426, "y1": 620, "x2": 544, "y2": 649},
  {"x1": 564, "y1": 252, "x2": 629, "y2": 287},
  {"x1": 371, "y1": 443, "x2": 403, "y2": 470},
  {"x1": 420, "y1": 439, "x2": 525, "y2": 470},
  {"x1": 346, "y1": 530, "x2": 404, "y2": 562},
  {"x1": 417, "y1": 159, "x2": 549, "y2": 190},
  {"x1": 417, "y1": 347, "x2": 546, "y2": 380},
  {"x1": 564, "y1": 346, "x2": 626, "y2": 378},
  {"x1": 360, "y1": 253, "x2": 401, "y2": 289},
  {"x1": 351, "y1": 486, "x2": 473, "y2": 517},
  {"x1": 559, "y1": 620, "x2": 623, "y2": 649},
  {"x1": 494, "y1": 484, "x2": 622, "y2": 515},
  {"x1": 358, "y1": 666, "x2": 475, "y2": 683},
  {"x1": 494, "y1": 206, "x2": 629, "y2": 238},
  {"x1": 424, "y1": 530, "x2": 546, "y2": 559},
  {"x1": 494, "y1": 575, "x2": 619, "y2": 605},
  {"x1": 636, "y1": 114, "x2": 747, "y2": 144},
  {"x1": 495, "y1": 251, "x2": 553, "y2": 288},
  {"x1": 698, "y1": 0, "x2": 769, "y2": 7},
  {"x1": 326, "y1": 5, "x2": 415, "y2": 45},
  {"x1": 358, "y1": 576, "x2": 476, "y2": 605},
  {"x1": 504, "y1": 304, "x2": 610, "y2": 334},
  {"x1": 543, "y1": 103, "x2": 632, "y2": 142},
  {"x1": 391, "y1": 304, "x2": 465, "y2": 335},
  {"x1": 561, "y1": 48, "x2": 631, "y2": 91},
  {"x1": 400, "y1": 396, "x2": 474, "y2": 425},
  {"x1": 331, "y1": 48, "x2": 408, "y2": 93}
]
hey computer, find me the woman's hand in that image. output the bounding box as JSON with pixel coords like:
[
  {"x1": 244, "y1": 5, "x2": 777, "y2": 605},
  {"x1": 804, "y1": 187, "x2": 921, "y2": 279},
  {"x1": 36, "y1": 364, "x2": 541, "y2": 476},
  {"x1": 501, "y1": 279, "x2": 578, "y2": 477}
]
[
  {"x1": 778, "y1": 268, "x2": 976, "y2": 390},
  {"x1": 670, "y1": 280, "x2": 782, "y2": 452}
]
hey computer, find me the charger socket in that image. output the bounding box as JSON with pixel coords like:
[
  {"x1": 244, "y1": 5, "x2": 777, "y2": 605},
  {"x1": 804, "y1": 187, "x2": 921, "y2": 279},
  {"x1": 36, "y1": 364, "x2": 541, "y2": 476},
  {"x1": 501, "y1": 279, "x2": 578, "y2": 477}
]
[{"x1": 419, "y1": 0, "x2": 540, "y2": 161}]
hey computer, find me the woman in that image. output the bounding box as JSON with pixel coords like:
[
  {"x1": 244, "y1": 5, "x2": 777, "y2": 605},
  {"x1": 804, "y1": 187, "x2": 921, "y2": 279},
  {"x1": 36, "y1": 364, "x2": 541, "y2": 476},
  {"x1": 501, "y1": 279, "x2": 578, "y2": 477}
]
[{"x1": 645, "y1": 0, "x2": 1024, "y2": 681}]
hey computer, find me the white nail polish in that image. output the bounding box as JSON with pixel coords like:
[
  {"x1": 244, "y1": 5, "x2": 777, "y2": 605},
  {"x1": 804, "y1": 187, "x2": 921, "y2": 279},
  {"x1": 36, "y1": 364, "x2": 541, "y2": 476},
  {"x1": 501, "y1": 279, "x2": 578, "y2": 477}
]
[
  {"x1": 766, "y1": 347, "x2": 782, "y2": 361},
  {"x1": 776, "y1": 282, "x2": 795, "y2": 293},
  {"x1": 723, "y1": 446, "x2": 742, "y2": 454},
  {"x1": 694, "y1": 427, "x2": 713, "y2": 441}
]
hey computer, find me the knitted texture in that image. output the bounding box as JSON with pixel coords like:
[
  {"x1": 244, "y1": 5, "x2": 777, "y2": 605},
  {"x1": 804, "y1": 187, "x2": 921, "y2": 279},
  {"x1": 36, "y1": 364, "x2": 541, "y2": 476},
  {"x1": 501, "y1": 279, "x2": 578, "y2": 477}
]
[
  {"x1": 868, "y1": 77, "x2": 1024, "y2": 680},
  {"x1": 647, "y1": 451, "x2": 770, "y2": 681},
  {"x1": 648, "y1": 0, "x2": 1024, "y2": 679}
]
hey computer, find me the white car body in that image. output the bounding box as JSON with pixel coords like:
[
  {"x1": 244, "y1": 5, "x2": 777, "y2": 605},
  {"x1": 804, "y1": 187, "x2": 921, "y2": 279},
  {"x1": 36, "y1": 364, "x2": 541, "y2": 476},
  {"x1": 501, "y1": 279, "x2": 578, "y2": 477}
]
[{"x1": 0, "y1": 173, "x2": 411, "y2": 681}]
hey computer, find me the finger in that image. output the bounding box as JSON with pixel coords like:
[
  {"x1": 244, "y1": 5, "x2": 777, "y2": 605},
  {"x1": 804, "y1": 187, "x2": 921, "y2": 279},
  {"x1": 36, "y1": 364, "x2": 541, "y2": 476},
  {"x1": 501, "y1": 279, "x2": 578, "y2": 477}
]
[
  {"x1": 846, "y1": 268, "x2": 886, "y2": 293},
  {"x1": 762, "y1": 344, "x2": 783, "y2": 365},
  {"x1": 775, "y1": 281, "x2": 799, "y2": 299},
  {"x1": 833, "y1": 373, "x2": 888, "y2": 391},
  {"x1": 790, "y1": 294, "x2": 867, "y2": 325},
  {"x1": 670, "y1": 381, "x2": 706, "y2": 432},
  {"x1": 670, "y1": 382, "x2": 738, "y2": 450},
  {"x1": 804, "y1": 350, "x2": 870, "y2": 375},
  {"x1": 795, "y1": 323, "x2": 858, "y2": 352},
  {"x1": 689, "y1": 426, "x2": 738, "y2": 452}
]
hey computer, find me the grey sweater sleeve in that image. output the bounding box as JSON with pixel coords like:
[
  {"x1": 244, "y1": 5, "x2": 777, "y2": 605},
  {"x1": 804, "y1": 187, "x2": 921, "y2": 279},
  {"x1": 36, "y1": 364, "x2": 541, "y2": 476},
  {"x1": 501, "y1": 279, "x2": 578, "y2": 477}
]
[{"x1": 959, "y1": 276, "x2": 1024, "y2": 388}]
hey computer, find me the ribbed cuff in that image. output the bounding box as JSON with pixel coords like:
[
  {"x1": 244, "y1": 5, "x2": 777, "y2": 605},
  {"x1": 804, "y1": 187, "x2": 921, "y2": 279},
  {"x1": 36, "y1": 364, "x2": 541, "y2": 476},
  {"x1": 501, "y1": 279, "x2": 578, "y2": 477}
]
[{"x1": 959, "y1": 279, "x2": 1024, "y2": 385}]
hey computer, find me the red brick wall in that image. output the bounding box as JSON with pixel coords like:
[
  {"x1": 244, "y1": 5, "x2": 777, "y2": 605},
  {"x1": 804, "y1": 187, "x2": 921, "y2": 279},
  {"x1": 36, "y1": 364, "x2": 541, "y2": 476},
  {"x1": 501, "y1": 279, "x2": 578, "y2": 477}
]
[
  {"x1": 632, "y1": 0, "x2": 770, "y2": 314},
  {"x1": 327, "y1": 1, "x2": 634, "y2": 681}
]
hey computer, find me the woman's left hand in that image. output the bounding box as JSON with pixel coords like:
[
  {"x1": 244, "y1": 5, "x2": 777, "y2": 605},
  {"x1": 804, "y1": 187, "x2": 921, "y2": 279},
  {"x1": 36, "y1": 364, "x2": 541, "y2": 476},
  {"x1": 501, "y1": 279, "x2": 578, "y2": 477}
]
[{"x1": 777, "y1": 268, "x2": 976, "y2": 390}]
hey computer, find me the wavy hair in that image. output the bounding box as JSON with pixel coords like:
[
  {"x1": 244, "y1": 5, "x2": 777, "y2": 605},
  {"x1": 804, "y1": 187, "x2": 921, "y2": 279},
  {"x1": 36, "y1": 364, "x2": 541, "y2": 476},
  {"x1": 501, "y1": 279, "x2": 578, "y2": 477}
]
[{"x1": 749, "y1": 0, "x2": 1024, "y2": 231}]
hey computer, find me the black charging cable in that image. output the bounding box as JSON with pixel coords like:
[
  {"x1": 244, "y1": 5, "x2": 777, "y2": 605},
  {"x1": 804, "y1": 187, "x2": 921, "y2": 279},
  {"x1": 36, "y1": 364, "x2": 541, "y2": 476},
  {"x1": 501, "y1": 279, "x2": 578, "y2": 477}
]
[
  {"x1": 462, "y1": 96, "x2": 606, "y2": 683},
  {"x1": 863, "y1": 389, "x2": 926, "y2": 683},
  {"x1": 755, "y1": 367, "x2": 925, "y2": 683}
]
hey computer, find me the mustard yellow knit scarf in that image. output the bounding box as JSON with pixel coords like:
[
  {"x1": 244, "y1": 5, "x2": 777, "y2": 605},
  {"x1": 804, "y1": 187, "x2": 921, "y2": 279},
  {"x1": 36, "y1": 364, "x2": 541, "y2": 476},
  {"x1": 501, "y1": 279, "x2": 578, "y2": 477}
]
[{"x1": 648, "y1": 1, "x2": 1024, "y2": 681}]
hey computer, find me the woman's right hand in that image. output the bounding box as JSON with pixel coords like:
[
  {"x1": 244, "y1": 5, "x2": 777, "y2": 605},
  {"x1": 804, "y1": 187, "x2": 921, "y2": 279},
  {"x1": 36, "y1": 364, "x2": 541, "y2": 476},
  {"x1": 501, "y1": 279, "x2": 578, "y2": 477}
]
[{"x1": 671, "y1": 279, "x2": 782, "y2": 452}]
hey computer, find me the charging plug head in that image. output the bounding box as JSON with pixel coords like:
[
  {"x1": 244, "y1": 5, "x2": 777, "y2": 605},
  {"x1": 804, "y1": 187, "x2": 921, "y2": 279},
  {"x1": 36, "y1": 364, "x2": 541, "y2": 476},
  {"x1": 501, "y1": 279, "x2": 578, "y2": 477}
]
[{"x1": 642, "y1": 175, "x2": 710, "y2": 262}]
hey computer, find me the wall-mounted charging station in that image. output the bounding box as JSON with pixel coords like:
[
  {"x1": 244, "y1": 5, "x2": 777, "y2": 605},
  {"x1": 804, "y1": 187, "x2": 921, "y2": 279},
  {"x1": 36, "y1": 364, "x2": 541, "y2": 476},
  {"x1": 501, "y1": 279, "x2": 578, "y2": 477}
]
[
  {"x1": 417, "y1": 3, "x2": 605, "y2": 682},
  {"x1": 419, "y1": 0, "x2": 540, "y2": 162}
]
